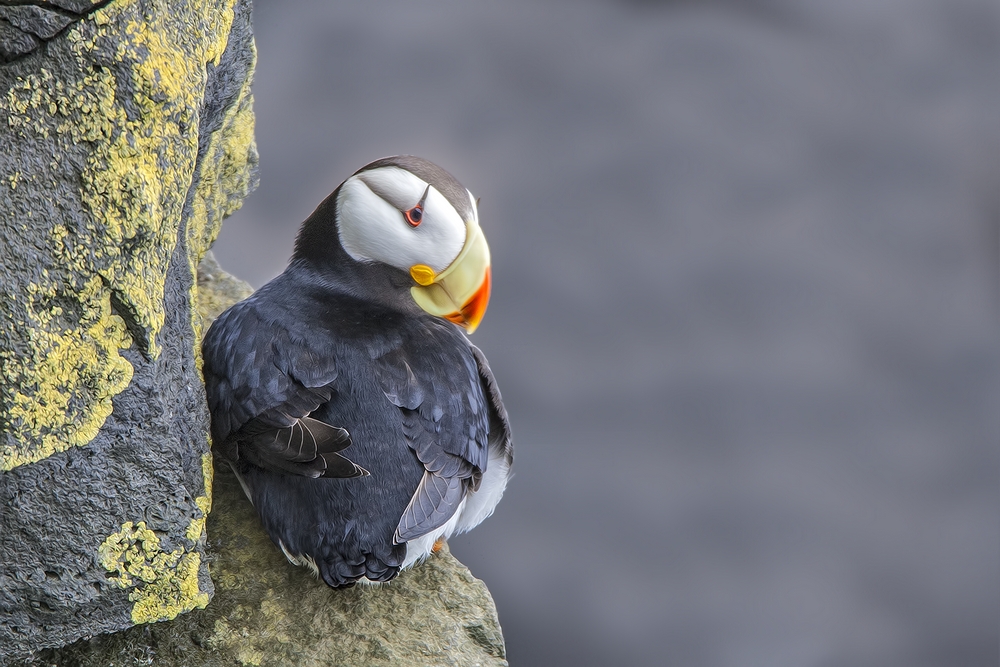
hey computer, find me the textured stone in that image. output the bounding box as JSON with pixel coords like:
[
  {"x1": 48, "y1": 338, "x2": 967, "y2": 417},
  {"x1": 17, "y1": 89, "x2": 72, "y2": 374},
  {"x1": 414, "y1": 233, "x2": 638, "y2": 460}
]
[
  {"x1": 195, "y1": 251, "x2": 254, "y2": 323},
  {"x1": 0, "y1": 0, "x2": 257, "y2": 661},
  {"x1": 0, "y1": 6, "x2": 74, "y2": 41},
  {"x1": 0, "y1": 2, "x2": 106, "y2": 64},
  {"x1": 0, "y1": 1, "x2": 105, "y2": 16},
  {"x1": 26, "y1": 256, "x2": 509, "y2": 667},
  {"x1": 0, "y1": 18, "x2": 38, "y2": 60}
]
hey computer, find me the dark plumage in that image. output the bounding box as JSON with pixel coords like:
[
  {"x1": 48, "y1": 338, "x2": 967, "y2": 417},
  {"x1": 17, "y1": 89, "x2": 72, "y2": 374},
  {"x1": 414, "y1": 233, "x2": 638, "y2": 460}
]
[{"x1": 202, "y1": 156, "x2": 512, "y2": 587}]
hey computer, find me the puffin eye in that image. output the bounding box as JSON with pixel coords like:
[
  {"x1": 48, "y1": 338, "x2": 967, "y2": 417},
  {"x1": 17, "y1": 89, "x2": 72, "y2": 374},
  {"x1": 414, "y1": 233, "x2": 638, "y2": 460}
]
[
  {"x1": 404, "y1": 184, "x2": 432, "y2": 228},
  {"x1": 403, "y1": 205, "x2": 423, "y2": 227}
]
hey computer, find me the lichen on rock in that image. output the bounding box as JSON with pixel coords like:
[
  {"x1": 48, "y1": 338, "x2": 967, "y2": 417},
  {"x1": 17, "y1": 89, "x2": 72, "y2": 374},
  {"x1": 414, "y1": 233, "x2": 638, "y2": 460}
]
[
  {"x1": 94, "y1": 451, "x2": 214, "y2": 625},
  {"x1": 2, "y1": 276, "x2": 134, "y2": 470},
  {"x1": 98, "y1": 520, "x2": 210, "y2": 624},
  {"x1": 0, "y1": 0, "x2": 258, "y2": 660},
  {"x1": 0, "y1": 0, "x2": 255, "y2": 471},
  {"x1": 0, "y1": 0, "x2": 507, "y2": 662}
]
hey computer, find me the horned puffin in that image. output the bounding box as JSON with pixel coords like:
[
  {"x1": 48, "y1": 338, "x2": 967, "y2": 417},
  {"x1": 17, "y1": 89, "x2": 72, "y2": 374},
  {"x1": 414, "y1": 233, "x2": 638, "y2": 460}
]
[{"x1": 202, "y1": 156, "x2": 513, "y2": 587}]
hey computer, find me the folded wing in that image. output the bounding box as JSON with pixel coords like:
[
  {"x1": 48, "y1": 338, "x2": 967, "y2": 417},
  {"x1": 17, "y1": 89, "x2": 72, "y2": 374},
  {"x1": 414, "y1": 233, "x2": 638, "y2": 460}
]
[{"x1": 203, "y1": 298, "x2": 366, "y2": 479}]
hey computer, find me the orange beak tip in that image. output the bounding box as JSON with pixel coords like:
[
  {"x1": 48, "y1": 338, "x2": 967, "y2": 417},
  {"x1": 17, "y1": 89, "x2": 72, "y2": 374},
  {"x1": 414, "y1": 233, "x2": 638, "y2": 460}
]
[{"x1": 448, "y1": 267, "x2": 491, "y2": 333}]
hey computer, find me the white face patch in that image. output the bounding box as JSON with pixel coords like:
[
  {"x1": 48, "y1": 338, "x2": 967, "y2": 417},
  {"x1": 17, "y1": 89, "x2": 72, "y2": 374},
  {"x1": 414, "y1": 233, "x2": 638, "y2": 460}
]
[{"x1": 336, "y1": 166, "x2": 467, "y2": 274}]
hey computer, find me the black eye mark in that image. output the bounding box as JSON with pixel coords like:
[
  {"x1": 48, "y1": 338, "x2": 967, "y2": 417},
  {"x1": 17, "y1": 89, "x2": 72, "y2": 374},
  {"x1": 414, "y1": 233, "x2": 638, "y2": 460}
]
[{"x1": 404, "y1": 184, "x2": 431, "y2": 228}]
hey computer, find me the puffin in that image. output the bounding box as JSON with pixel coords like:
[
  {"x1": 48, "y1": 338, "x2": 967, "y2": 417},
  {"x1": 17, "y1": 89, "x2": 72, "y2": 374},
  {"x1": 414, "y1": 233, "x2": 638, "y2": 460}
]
[{"x1": 202, "y1": 156, "x2": 513, "y2": 587}]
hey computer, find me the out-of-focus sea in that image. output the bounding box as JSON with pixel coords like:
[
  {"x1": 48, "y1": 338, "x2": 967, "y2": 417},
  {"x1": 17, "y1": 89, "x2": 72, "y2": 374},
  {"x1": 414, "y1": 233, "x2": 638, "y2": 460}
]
[{"x1": 212, "y1": 1, "x2": 999, "y2": 665}]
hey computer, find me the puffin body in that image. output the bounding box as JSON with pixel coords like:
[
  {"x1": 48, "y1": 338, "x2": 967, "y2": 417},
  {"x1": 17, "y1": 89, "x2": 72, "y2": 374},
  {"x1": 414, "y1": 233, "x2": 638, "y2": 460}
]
[{"x1": 202, "y1": 156, "x2": 512, "y2": 587}]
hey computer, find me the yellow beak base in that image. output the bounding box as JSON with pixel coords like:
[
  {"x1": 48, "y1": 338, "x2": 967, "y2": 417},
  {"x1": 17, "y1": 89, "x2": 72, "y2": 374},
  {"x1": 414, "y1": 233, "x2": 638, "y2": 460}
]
[{"x1": 410, "y1": 221, "x2": 491, "y2": 333}]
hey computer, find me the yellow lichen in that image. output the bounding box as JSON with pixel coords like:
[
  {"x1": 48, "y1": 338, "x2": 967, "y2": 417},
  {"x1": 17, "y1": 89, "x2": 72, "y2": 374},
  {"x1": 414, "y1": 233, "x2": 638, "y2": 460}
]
[
  {"x1": 1, "y1": 278, "x2": 133, "y2": 470},
  {"x1": 98, "y1": 521, "x2": 210, "y2": 624},
  {"x1": 0, "y1": 0, "x2": 255, "y2": 469},
  {"x1": 96, "y1": 452, "x2": 214, "y2": 622},
  {"x1": 187, "y1": 36, "x2": 258, "y2": 365},
  {"x1": 186, "y1": 452, "x2": 214, "y2": 543}
]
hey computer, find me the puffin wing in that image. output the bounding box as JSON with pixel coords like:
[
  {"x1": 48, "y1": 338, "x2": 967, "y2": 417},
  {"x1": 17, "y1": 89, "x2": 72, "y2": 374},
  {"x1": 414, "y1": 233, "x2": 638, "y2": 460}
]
[
  {"x1": 372, "y1": 327, "x2": 494, "y2": 543},
  {"x1": 203, "y1": 298, "x2": 366, "y2": 479},
  {"x1": 394, "y1": 472, "x2": 466, "y2": 543},
  {"x1": 236, "y1": 415, "x2": 365, "y2": 479},
  {"x1": 470, "y1": 343, "x2": 514, "y2": 467}
]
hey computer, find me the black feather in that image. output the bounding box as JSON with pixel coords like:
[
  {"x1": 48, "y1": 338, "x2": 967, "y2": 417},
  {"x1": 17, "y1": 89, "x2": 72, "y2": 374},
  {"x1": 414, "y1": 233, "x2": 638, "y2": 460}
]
[{"x1": 394, "y1": 472, "x2": 465, "y2": 543}]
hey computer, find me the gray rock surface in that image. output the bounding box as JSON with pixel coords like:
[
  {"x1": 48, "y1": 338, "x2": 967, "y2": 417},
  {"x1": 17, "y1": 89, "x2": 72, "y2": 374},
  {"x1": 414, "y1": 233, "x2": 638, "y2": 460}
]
[
  {"x1": 0, "y1": 0, "x2": 257, "y2": 661},
  {"x1": 0, "y1": 2, "x2": 102, "y2": 63}
]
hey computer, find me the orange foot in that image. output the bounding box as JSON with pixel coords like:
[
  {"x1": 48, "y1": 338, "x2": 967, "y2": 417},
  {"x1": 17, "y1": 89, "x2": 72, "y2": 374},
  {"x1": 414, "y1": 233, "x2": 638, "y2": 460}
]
[{"x1": 432, "y1": 538, "x2": 446, "y2": 554}]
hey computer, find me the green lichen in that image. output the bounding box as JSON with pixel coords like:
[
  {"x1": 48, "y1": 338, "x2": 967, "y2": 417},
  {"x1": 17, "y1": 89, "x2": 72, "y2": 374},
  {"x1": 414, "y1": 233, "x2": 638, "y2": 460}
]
[
  {"x1": 98, "y1": 520, "x2": 210, "y2": 624},
  {"x1": 0, "y1": 0, "x2": 255, "y2": 470}
]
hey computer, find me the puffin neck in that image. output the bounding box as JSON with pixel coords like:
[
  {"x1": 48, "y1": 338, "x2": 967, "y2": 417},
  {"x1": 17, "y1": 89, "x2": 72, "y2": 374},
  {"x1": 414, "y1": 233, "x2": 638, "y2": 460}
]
[{"x1": 290, "y1": 187, "x2": 418, "y2": 313}]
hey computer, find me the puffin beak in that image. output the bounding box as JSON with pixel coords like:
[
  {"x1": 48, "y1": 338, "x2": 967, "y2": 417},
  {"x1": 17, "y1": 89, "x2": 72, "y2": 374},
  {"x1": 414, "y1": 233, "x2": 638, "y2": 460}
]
[{"x1": 409, "y1": 220, "x2": 492, "y2": 333}]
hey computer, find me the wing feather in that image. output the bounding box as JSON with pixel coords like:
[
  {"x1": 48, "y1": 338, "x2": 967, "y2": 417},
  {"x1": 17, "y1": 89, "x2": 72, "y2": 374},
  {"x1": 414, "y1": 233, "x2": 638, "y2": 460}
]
[
  {"x1": 394, "y1": 472, "x2": 465, "y2": 543},
  {"x1": 203, "y1": 298, "x2": 365, "y2": 479},
  {"x1": 373, "y1": 324, "x2": 501, "y2": 541},
  {"x1": 470, "y1": 344, "x2": 514, "y2": 466}
]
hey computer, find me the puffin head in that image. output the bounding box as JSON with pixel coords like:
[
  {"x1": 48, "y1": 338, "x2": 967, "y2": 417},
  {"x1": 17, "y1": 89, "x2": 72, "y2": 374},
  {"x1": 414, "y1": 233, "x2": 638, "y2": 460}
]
[
  {"x1": 327, "y1": 155, "x2": 492, "y2": 333},
  {"x1": 288, "y1": 155, "x2": 490, "y2": 333}
]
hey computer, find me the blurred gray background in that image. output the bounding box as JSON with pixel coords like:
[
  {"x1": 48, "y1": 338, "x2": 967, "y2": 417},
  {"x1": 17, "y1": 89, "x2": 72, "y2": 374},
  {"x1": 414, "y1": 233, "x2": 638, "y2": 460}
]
[{"x1": 211, "y1": 1, "x2": 999, "y2": 665}]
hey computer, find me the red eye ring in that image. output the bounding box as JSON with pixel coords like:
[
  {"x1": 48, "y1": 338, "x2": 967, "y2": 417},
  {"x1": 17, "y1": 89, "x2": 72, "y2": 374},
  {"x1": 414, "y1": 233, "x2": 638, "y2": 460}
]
[
  {"x1": 404, "y1": 205, "x2": 423, "y2": 227},
  {"x1": 405, "y1": 184, "x2": 431, "y2": 228}
]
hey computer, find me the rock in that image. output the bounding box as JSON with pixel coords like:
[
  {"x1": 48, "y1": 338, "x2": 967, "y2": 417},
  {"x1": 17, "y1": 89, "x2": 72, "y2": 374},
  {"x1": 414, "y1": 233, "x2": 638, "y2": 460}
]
[
  {"x1": 0, "y1": 0, "x2": 257, "y2": 661},
  {"x1": 195, "y1": 251, "x2": 255, "y2": 322},
  {"x1": 26, "y1": 254, "x2": 508, "y2": 667},
  {"x1": 0, "y1": 6, "x2": 75, "y2": 45}
]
